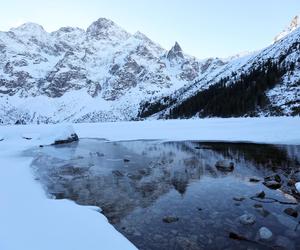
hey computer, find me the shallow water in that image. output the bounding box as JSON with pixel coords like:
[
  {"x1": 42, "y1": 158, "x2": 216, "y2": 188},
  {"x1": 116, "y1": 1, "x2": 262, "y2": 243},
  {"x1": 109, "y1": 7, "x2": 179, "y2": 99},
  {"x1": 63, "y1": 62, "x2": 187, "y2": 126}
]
[{"x1": 29, "y1": 140, "x2": 300, "y2": 250}]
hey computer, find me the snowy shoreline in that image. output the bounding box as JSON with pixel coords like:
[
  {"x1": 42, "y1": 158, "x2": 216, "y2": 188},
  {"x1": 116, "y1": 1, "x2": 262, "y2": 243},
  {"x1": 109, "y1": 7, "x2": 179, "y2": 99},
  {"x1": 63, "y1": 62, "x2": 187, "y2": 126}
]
[{"x1": 0, "y1": 117, "x2": 300, "y2": 250}]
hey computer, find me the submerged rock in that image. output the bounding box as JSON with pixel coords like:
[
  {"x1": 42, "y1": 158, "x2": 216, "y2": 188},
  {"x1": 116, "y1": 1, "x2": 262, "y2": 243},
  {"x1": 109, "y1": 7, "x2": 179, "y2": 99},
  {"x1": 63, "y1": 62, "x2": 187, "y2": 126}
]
[
  {"x1": 256, "y1": 207, "x2": 270, "y2": 217},
  {"x1": 263, "y1": 180, "x2": 281, "y2": 190},
  {"x1": 233, "y1": 197, "x2": 245, "y2": 202},
  {"x1": 265, "y1": 174, "x2": 281, "y2": 183},
  {"x1": 238, "y1": 214, "x2": 256, "y2": 225},
  {"x1": 258, "y1": 227, "x2": 273, "y2": 241},
  {"x1": 256, "y1": 191, "x2": 266, "y2": 199},
  {"x1": 229, "y1": 232, "x2": 247, "y2": 241},
  {"x1": 249, "y1": 177, "x2": 261, "y2": 183},
  {"x1": 162, "y1": 216, "x2": 179, "y2": 223},
  {"x1": 215, "y1": 160, "x2": 234, "y2": 172},
  {"x1": 284, "y1": 208, "x2": 298, "y2": 218},
  {"x1": 296, "y1": 182, "x2": 300, "y2": 193}
]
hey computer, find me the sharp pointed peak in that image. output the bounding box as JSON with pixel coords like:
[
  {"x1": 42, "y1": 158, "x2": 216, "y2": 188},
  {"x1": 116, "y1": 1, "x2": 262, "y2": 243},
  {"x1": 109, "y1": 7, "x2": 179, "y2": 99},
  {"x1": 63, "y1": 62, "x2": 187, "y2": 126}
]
[
  {"x1": 167, "y1": 41, "x2": 184, "y2": 60},
  {"x1": 87, "y1": 18, "x2": 117, "y2": 32},
  {"x1": 172, "y1": 41, "x2": 182, "y2": 51},
  {"x1": 86, "y1": 17, "x2": 130, "y2": 41}
]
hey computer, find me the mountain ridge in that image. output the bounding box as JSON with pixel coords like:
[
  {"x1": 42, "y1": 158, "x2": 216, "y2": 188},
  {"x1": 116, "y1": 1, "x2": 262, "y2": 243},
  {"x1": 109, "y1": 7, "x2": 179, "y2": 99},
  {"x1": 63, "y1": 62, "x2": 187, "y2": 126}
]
[{"x1": 0, "y1": 16, "x2": 299, "y2": 124}]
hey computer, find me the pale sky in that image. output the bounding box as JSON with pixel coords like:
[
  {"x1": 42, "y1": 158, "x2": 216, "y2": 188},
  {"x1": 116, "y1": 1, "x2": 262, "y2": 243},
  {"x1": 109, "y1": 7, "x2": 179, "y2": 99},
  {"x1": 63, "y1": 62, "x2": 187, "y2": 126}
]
[{"x1": 0, "y1": 0, "x2": 299, "y2": 58}]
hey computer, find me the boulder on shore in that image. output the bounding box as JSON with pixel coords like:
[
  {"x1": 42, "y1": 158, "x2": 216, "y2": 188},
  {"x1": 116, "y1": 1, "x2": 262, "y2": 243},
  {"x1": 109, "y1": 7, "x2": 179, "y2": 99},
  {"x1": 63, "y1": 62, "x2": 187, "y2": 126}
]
[
  {"x1": 53, "y1": 133, "x2": 79, "y2": 145},
  {"x1": 51, "y1": 126, "x2": 79, "y2": 145}
]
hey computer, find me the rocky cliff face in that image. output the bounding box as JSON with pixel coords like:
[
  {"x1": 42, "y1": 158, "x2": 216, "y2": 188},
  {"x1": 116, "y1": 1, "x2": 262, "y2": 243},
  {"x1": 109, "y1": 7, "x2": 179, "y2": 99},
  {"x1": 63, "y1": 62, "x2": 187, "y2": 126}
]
[{"x1": 0, "y1": 16, "x2": 299, "y2": 124}]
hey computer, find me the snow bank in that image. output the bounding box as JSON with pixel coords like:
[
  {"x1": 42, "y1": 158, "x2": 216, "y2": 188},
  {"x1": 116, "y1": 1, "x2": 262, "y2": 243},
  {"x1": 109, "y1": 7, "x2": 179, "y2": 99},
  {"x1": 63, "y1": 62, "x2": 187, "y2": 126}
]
[{"x1": 0, "y1": 124, "x2": 137, "y2": 250}]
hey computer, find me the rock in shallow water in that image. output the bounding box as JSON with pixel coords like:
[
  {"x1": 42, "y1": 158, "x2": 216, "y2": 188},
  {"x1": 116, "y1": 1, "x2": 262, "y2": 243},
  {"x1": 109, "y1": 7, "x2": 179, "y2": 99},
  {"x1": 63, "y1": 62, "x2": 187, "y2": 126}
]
[
  {"x1": 284, "y1": 208, "x2": 298, "y2": 218},
  {"x1": 162, "y1": 216, "x2": 179, "y2": 223},
  {"x1": 233, "y1": 197, "x2": 245, "y2": 202},
  {"x1": 53, "y1": 133, "x2": 79, "y2": 145},
  {"x1": 256, "y1": 207, "x2": 270, "y2": 217},
  {"x1": 249, "y1": 177, "x2": 261, "y2": 183},
  {"x1": 256, "y1": 191, "x2": 266, "y2": 199},
  {"x1": 295, "y1": 182, "x2": 300, "y2": 193},
  {"x1": 238, "y1": 214, "x2": 256, "y2": 225},
  {"x1": 263, "y1": 180, "x2": 281, "y2": 190},
  {"x1": 265, "y1": 174, "x2": 281, "y2": 183},
  {"x1": 258, "y1": 227, "x2": 273, "y2": 241}
]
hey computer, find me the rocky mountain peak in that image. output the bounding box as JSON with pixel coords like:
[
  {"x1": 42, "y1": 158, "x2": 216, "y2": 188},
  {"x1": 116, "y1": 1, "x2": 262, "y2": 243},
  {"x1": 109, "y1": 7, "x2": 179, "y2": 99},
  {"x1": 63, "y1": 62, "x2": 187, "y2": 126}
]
[
  {"x1": 290, "y1": 15, "x2": 300, "y2": 29},
  {"x1": 274, "y1": 15, "x2": 300, "y2": 42},
  {"x1": 88, "y1": 18, "x2": 115, "y2": 31},
  {"x1": 167, "y1": 41, "x2": 184, "y2": 60},
  {"x1": 10, "y1": 22, "x2": 47, "y2": 37},
  {"x1": 86, "y1": 17, "x2": 130, "y2": 41}
]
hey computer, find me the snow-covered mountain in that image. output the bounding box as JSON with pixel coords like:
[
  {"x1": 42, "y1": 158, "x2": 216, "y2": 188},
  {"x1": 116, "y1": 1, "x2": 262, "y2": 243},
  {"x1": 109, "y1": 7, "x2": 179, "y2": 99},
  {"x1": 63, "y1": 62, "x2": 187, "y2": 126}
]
[
  {"x1": 0, "y1": 18, "x2": 225, "y2": 124},
  {"x1": 0, "y1": 16, "x2": 299, "y2": 124},
  {"x1": 139, "y1": 17, "x2": 300, "y2": 119}
]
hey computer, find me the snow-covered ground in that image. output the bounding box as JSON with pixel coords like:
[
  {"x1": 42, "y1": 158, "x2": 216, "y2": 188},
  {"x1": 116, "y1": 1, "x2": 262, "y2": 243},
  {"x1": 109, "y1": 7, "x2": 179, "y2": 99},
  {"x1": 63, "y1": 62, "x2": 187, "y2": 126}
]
[
  {"x1": 0, "y1": 117, "x2": 300, "y2": 250},
  {"x1": 0, "y1": 126, "x2": 137, "y2": 250}
]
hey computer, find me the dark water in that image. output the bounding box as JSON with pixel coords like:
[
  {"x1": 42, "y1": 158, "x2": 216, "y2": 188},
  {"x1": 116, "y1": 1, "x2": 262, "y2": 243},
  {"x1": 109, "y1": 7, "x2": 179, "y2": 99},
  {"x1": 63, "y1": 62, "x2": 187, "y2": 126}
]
[{"x1": 29, "y1": 140, "x2": 300, "y2": 250}]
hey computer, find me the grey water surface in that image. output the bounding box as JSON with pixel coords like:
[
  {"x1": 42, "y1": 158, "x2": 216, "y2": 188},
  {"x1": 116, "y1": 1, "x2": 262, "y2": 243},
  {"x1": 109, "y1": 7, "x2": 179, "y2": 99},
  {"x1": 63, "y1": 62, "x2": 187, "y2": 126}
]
[{"x1": 28, "y1": 139, "x2": 300, "y2": 250}]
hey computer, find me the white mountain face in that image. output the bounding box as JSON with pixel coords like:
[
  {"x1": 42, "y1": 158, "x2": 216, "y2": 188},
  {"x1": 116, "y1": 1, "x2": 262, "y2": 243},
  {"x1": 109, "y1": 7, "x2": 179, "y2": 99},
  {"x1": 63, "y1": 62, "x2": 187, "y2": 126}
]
[
  {"x1": 0, "y1": 17, "x2": 299, "y2": 124},
  {"x1": 274, "y1": 15, "x2": 300, "y2": 42},
  {"x1": 0, "y1": 18, "x2": 225, "y2": 124}
]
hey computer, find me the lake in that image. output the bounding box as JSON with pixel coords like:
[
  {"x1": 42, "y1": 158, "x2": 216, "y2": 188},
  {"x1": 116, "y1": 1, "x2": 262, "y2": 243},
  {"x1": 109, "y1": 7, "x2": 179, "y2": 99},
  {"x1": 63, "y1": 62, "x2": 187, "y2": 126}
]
[{"x1": 29, "y1": 139, "x2": 300, "y2": 250}]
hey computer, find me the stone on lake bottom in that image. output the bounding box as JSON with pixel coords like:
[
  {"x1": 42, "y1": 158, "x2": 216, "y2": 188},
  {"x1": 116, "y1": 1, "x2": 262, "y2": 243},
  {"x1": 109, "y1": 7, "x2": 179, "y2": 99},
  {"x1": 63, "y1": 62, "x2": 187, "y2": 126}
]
[
  {"x1": 263, "y1": 180, "x2": 281, "y2": 190},
  {"x1": 284, "y1": 208, "x2": 298, "y2": 218},
  {"x1": 233, "y1": 197, "x2": 245, "y2": 202},
  {"x1": 249, "y1": 177, "x2": 261, "y2": 183},
  {"x1": 162, "y1": 216, "x2": 179, "y2": 223},
  {"x1": 238, "y1": 214, "x2": 256, "y2": 225},
  {"x1": 256, "y1": 191, "x2": 266, "y2": 199},
  {"x1": 258, "y1": 227, "x2": 273, "y2": 241},
  {"x1": 256, "y1": 208, "x2": 270, "y2": 217}
]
